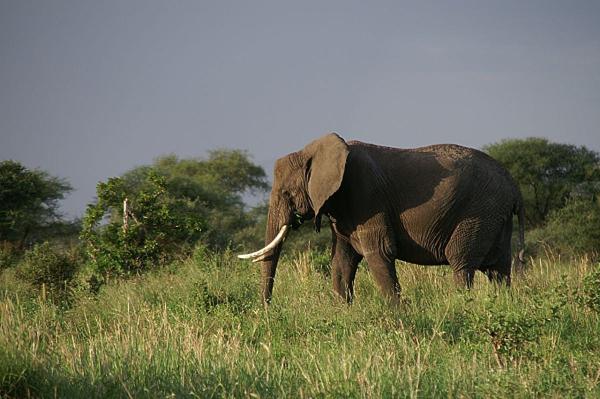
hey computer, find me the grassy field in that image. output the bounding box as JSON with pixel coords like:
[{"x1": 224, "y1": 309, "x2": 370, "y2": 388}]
[{"x1": 1, "y1": 250, "x2": 599, "y2": 398}]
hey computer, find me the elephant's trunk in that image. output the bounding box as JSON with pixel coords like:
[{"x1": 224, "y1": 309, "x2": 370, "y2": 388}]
[{"x1": 260, "y1": 212, "x2": 287, "y2": 304}]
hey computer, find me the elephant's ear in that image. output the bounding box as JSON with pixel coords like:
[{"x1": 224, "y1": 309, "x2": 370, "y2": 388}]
[{"x1": 304, "y1": 133, "x2": 349, "y2": 229}]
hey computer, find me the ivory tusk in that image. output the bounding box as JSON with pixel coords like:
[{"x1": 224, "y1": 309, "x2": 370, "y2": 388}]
[
  {"x1": 238, "y1": 225, "x2": 289, "y2": 260},
  {"x1": 252, "y1": 253, "x2": 268, "y2": 263}
]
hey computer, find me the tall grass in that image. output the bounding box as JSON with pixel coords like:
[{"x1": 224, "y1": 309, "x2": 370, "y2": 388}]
[{"x1": 1, "y1": 251, "x2": 599, "y2": 398}]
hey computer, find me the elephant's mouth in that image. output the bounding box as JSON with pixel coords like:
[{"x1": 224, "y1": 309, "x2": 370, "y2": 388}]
[
  {"x1": 291, "y1": 212, "x2": 304, "y2": 230},
  {"x1": 291, "y1": 210, "x2": 314, "y2": 230}
]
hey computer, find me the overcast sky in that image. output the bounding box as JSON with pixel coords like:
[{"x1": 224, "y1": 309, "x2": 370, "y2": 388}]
[{"x1": 1, "y1": 1, "x2": 599, "y2": 217}]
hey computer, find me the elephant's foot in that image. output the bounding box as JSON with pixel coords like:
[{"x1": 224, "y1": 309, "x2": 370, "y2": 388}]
[{"x1": 453, "y1": 268, "x2": 475, "y2": 289}]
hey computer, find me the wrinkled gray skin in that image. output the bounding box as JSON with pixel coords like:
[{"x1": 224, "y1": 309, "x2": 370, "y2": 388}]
[{"x1": 259, "y1": 133, "x2": 525, "y2": 305}]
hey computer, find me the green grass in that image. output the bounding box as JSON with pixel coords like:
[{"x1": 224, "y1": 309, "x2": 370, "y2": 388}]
[{"x1": 1, "y1": 251, "x2": 599, "y2": 398}]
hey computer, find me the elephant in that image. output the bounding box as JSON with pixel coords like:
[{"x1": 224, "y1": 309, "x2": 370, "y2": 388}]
[{"x1": 239, "y1": 133, "x2": 525, "y2": 304}]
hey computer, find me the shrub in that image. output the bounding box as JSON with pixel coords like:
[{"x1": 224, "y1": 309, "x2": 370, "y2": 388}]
[
  {"x1": 192, "y1": 242, "x2": 211, "y2": 266},
  {"x1": 466, "y1": 294, "x2": 559, "y2": 368},
  {"x1": 14, "y1": 242, "x2": 78, "y2": 300},
  {"x1": 309, "y1": 247, "x2": 331, "y2": 276},
  {"x1": 579, "y1": 263, "x2": 600, "y2": 312},
  {"x1": 530, "y1": 199, "x2": 600, "y2": 259},
  {"x1": 0, "y1": 242, "x2": 19, "y2": 270},
  {"x1": 120, "y1": 151, "x2": 269, "y2": 250},
  {"x1": 81, "y1": 173, "x2": 203, "y2": 280}
]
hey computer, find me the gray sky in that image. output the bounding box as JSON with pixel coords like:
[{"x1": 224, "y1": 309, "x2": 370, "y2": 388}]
[{"x1": 2, "y1": 1, "x2": 599, "y2": 217}]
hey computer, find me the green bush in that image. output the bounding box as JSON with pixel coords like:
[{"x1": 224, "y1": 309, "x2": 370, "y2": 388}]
[
  {"x1": 191, "y1": 241, "x2": 211, "y2": 266},
  {"x1": 14, "y1": 242, "x2": 78, "y2": 300},
  {"x1": 309, "y1": 247, "x2": 331, "y2": 276},
  {"x1": 0, "y1": 242, "x2": 19, "y2": 270},
  {"x1": 579, "y1": 263, "x2": 600, "y2": 312},
  {"x1": 81, "y1": 149, "x2": 271, "y2": 280},
  {"x1": 81, "y1": 173, "x2": 203, "y2": 280},
  {"x1": 120, "y1": 151, "x2": 269, "y2": 250},
  {"x1": 466, "y1": 293, "x2": 562, "y2": 368},
  {"x1": 529, "y1": 199, "x2": 600, "y2": 259}
]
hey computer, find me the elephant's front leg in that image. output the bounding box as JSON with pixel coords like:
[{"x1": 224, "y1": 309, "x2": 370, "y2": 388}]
[
  {"x1": 358, "y1": 224, "x2": 401, "y2": 303},
  {"x1": 453, "y1": 268, "x2": 475, "y2": 288},
  {"x1": 364, "y1": 252, "x2": 401, "y2": 302},
  {"x1": 331, "y1": 231, "x2": 362, "y2": 303}
]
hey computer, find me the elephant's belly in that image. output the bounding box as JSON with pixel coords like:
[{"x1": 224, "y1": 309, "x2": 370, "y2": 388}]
[
  {"x1": 396, "y1": 211, "x2": 454, "y2": 265},
  {"x1": 396, "y1": 251, "x2": 448, "y2": 266},
  {"x1": 394, "y1": 228, "x2": 450, "y2": 265}
]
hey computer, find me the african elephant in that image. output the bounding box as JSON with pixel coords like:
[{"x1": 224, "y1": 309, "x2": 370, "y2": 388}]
[{"x1": 239, "y1": 133, "x2": 525, "y2": 304}]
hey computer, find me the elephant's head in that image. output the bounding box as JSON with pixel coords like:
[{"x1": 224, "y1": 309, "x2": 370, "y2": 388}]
[{"x1": 238, "y1": 133, "x2": 349, "y2": 304}]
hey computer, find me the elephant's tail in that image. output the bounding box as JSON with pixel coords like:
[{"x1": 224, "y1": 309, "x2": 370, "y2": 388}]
[{"x1": 515, "y1": 202, "x2": 526, "y2": 269}]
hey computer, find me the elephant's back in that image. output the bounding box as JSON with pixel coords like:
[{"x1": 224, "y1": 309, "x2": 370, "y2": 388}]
[
  {"x1": 349, "y1": 141, "x2": 500, "y2": 174},
  {"x1": 348, "y1": 140, "x2": 522, "y2": 210},
  {"x1": 414, "y1": 144, "x2": 521, "y2": 199},
  {"x1": 413, "y1": 144, "x2": 501, "y2": 172}
]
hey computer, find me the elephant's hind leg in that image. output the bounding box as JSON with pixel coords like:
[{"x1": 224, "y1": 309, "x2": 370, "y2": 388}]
[
  {"x1": 484, "y1": 219, "x2": 513, "y2": 287},
  {"x1": 331, "y1": 231, "x2": 362, "y2": 303},
  {"x1": 485, "y1": 269, "x2": 511, "y2": 286},
  {"x1": 445, "y1": 217, "x2": 498, "y2": 289}
]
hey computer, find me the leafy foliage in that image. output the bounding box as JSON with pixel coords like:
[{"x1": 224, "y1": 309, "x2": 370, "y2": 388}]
[
  {"x1": 120, "y1": 150, "x2": 269, "y2": 249},
  {"x1": 467, "y1": 295, "x2": 552, "y2": 367},
  {"x1": 81, "y1": 150, "x2": 269, "y2": 279},
  {"x1": 14, "y1": 242, "x2": 78, "y2": 301},
  {"x1": 0, "y1": 242, "x2": 19, "y2": 270},
  {"x1": 81, "y1": 172, "x2": 204, "y2": 278},
  {"x1": 579, "y1": 263, "x2": 600, "y2": 313},
  {"x1": 0, "y1": 161, "x2": 72, "y2": 247},
  {"x1": 484, "y1": 138, "x2": 600, "y2": 226},
  {"x1": 534, "y1": 199, "x2": 600, "y2": 259}
]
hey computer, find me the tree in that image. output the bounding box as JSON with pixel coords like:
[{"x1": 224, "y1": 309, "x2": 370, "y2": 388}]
[
  {"x1": 81, "y1": 149, "x2": 269, "y2": 278},
  {"x1": 0, "y1": 160, "x2": 72, "y2": 248},
  {"x1": 484, "y1": 138, "x2": 600, "y2": 226},
  {"x1": 120, "y1": 150, "x2": 269, "y2": 248},
  {"x1": 81, "y1": 172, "x2": 204, "y2": 277}
]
